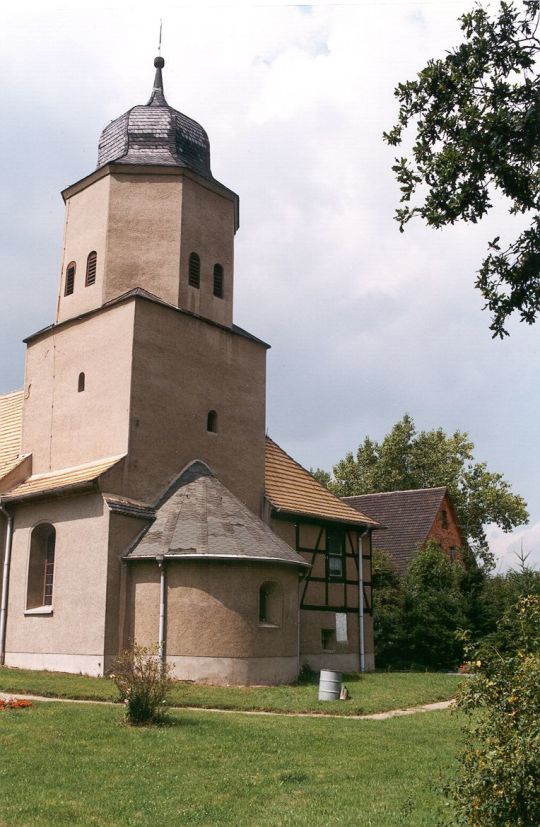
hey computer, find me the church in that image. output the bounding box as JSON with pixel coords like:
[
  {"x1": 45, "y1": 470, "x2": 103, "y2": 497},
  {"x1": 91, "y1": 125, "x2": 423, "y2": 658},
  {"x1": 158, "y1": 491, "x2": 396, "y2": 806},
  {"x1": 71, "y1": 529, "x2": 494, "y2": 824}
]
[{"x1": 0, "y1": 57, "x2": 378, "y2": 685}]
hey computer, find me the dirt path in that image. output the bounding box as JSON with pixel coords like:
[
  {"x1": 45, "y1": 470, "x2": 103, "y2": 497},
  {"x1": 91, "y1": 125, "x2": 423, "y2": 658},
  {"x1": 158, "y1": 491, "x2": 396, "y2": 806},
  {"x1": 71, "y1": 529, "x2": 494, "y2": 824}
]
[{"x1": 0, "y1": 691, "x2": 454, "y2": 720}]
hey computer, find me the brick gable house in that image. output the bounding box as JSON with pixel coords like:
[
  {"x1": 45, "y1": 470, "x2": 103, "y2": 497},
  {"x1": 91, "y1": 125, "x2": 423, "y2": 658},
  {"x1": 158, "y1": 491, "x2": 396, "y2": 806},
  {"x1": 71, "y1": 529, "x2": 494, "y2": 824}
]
[{"x1": 343, "y1": 487, "x2": 464, "y2": 574}]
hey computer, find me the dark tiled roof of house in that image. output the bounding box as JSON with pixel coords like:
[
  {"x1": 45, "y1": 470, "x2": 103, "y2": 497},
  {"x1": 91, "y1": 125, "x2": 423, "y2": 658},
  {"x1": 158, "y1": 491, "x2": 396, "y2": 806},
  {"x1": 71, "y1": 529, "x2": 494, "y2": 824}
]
[
  {"x1": 127, "y1": 461, "x2": 308, "y2": 567},
  {"x1": 265, "y1": 437, "x2": 379, "y2": 527},
  {"x1": 343, "y1": 487, "x2": 448, "y2": 573}
]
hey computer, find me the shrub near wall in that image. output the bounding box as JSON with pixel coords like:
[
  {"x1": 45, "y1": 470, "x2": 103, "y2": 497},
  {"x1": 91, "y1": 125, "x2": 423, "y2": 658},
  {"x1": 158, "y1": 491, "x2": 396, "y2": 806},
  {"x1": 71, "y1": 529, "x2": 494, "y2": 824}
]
[
  {"x1": 449, "y1": 596, "x2": 540, "y2": 827},
  {"x1": 111, "y1": 644, "x2": 173, "y2": 725}
]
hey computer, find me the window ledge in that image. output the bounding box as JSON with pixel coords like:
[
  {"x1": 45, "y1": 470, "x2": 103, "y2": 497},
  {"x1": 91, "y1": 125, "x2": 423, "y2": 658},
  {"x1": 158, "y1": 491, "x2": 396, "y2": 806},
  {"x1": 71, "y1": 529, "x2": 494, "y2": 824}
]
[
  {"x1": 258, "y1": 622, "x2": 280, "y2": 629},
  {"x1": 24, "y1": 606, "x2": 53, "y2": 616}
]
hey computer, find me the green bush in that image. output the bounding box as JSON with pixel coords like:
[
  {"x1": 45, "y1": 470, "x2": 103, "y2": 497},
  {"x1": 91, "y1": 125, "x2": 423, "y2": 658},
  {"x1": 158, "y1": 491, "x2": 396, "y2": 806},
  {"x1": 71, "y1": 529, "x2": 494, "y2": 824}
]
[
  {"x1": 372, "y1": 542, "x2": 466, "y2": 669},
  {"x1": 110, "y1": 643, "x2": 173, "y2": 725},
  {"x1": 448, "y1": 596, "x2": 540, "y2": 826},
  {"x1": 401, "y1": 542, "x2": 466, "y2": 669},
  {"x1": 372, "y1": 549, "x2": 405, "y2": 667}
]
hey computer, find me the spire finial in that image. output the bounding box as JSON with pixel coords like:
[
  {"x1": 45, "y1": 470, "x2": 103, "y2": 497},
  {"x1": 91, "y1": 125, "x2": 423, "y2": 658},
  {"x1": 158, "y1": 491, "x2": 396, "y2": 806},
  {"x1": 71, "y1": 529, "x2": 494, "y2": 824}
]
[{"x1": 148, "y1": 23, "x2": 167, "y2": 106}]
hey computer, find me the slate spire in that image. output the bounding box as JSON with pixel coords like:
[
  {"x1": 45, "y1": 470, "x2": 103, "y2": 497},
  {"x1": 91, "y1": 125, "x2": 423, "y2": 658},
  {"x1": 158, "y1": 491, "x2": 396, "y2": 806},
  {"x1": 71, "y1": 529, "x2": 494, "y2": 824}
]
[
  {"x1": 97, "y1": 55, "x2": 212, "y2": 178},
  {"x1": 147, "y1": 56, "x2": 167, "y2": 107}
]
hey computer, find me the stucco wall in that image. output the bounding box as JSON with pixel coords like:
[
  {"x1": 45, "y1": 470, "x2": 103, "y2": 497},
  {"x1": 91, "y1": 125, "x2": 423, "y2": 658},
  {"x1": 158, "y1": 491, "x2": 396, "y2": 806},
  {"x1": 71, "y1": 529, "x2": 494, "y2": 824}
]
[
  {"x1": 57, "y1": 167, "x2": 237, "y2": 331},
  {"x1": 103, "y1": 511, "x2": 151, "y2": 667},
  {"x1": 104, "y1": 172, "x2": 183, "y2": 307},
  {"x1": 4, "y1": 492, "x2": 110, "y2": 675},
  {"x1": 126, "y1": 559, "x2": 300, "y2": 684},
  {"x1": 126, "y1": 299, "x2": 266, "y2": 512},
  {"x1": 57, "y1": 174, "x2": 110, "y2": 323},
  {"x1": 178, "y1": 175, "x2": 235, "y2": 327},
  {"x1": 22, "y1": 302, "x2": 134, "y2": 474}
]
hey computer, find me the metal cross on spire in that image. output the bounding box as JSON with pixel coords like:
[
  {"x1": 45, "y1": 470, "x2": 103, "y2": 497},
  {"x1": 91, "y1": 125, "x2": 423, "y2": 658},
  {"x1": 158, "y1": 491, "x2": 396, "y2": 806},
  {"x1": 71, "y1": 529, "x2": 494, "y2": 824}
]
[{"x1": 148, "y1": 19, "x2": 167, "y2": 106}]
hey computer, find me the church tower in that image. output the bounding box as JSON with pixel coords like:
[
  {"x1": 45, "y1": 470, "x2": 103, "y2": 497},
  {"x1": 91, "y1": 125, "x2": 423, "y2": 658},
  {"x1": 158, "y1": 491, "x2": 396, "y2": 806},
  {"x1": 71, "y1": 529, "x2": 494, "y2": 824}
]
[
  {"x1": 56, "y1": 58, "x2": 238, "y2": 329},
  {"x1": 20, "y1": 57, "x2": 267, "y2": 513},
  {"x1": 0, "y1": 54, "x2": 375, "y2": 684}
]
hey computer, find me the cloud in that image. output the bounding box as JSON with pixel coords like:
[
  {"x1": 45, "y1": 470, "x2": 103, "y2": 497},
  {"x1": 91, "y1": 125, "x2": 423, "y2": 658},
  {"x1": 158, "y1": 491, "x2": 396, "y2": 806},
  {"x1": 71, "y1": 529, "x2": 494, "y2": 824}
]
[{"x1": 0, "y1": 2, "x2": 538, "y2": 568}]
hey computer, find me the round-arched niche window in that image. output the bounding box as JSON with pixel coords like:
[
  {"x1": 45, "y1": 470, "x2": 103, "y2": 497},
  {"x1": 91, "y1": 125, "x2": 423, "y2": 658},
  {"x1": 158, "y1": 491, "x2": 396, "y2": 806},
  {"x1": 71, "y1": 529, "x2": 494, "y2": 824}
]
[
  {"x1": 258, "y1": 581, "x2": 282, "y2": 627},
  {"x1": 27, "y1": 523, "x2": 56, "y2": 610},
  {"x1": 207, "y1": 410, "x2": 218, "y2": 433}
]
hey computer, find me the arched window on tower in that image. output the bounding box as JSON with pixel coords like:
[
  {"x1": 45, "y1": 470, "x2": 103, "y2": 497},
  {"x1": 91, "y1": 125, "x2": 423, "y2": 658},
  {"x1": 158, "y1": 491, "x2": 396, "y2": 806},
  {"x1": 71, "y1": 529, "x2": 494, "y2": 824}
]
[
  {"x1": 188, "y1": 253, "x2": 200, "y2": 288},
  {"x1": 207, "y1": 410, "x2": 218, "y2": 433},
  {"x1": 26, "y1": 524, "x2": 56, "y2": 610},
  {"x1": 213, "y1": 264, "x2": 224, "y2": 298},
  {"x1": 64, "y1": 262, "x2": 76, "y2": 296},
  {"x1": 85, "y1": 251, "x2": 97, "y2": 286},
  {"x1": 78, "y1": 372, "x2": 85, "y2": 393}
]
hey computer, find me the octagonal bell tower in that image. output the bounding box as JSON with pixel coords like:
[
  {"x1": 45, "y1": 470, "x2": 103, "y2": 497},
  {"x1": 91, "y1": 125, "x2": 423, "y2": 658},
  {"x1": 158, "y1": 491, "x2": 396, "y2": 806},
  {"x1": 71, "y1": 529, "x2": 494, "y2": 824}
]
[{"x1": 56, "y1": 57, "x2": 239, "y2": 329}]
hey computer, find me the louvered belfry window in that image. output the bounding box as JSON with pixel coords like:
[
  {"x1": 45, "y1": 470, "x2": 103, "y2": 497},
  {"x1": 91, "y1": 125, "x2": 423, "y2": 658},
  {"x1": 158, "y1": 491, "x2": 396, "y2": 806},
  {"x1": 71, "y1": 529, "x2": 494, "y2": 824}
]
[
  {"x1": 213, "y1": 263, "x2": 224, "y2": 298},
  {"x1": 85, "y1": 251, "x2": 97, "y2": 286},
  {"x1": 64, "y1": 262, "x2": 76, "y2": 296},
  {"x1": 188, "y1": 252, "x2": 200, "y2": 288}
]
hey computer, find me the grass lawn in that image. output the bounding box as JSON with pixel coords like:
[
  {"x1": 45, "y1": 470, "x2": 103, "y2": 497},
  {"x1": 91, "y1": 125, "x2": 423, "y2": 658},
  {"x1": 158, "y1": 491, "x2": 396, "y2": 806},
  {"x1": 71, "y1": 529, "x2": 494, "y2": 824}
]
[
  {"x1": 0, "y1": 667, "x2": 463, "y2": 715},
  {"x1": 0, "y1": 702, "x2": 462, "y2": 826}
]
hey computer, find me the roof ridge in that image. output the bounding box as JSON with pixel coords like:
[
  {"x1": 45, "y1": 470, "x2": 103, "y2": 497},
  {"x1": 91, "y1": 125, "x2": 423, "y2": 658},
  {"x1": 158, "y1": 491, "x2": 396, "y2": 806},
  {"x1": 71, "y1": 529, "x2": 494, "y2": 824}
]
[
  {"x1": 22, "y1": 454, "x2": 126, "y2": 482},
  {"x1": 343, "y1": 486, "x2": 448, "y2": 499}
]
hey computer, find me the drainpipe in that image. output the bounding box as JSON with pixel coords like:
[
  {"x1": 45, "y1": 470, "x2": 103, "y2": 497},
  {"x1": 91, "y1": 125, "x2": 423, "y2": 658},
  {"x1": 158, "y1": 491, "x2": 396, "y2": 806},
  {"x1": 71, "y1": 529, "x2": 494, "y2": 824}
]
[
  {"x1": 156, "y1": 555, "x2": 166, "y2": 668},
  {"x1": 358, "y1": 528, "x2": 368, "y2": 673},
  {"x1": 0, "y1": 503, "x2": 14, "y2": 666}
]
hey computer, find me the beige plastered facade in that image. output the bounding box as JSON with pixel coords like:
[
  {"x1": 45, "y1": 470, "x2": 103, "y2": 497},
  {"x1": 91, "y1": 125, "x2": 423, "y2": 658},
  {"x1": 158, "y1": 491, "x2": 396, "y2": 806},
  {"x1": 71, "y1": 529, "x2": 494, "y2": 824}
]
[{"x1": 57, "y1": 167, "x2": 236, "y2": 329}]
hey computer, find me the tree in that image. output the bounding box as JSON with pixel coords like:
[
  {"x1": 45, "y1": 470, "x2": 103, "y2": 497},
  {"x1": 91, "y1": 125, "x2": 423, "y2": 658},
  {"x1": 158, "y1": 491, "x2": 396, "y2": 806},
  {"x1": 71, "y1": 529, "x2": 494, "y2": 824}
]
[
  {"x1": 371, "y1": 549, "x2": 405, "y2": 667},
  {"x1": 372, "y1": 543, "x2": 467, "y2": 669},
  {"x1": 479, "y1": 549, "x2": 540, "y2": 650},
  {"x1": 324, "y1": 414, "x2": 528, "y2": 568},
  {"x1": 448, "y1": 595, "x2": 540, "y2": 825},
  {"x1": 401, "y1": 541, "x2": 467, "y2": 669},
  {"x1": 384, "y1": 0, "x2": 540, "y2": 337}
]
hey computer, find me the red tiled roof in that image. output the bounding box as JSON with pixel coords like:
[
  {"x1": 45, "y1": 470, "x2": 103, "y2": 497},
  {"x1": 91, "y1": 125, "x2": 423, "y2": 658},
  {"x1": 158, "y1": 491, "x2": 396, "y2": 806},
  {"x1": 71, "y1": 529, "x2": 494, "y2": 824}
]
[{"x1": 265, "y1": 437, "x2": 378, "y2": 527}]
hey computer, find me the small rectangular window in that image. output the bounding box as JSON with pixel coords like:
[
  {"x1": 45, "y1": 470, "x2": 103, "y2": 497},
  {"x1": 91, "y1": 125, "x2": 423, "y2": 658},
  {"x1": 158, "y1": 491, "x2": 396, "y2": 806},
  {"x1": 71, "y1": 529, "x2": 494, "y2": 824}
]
[
  {"x1": 327, "y1": 527, "x2": 344, "y2": 579},
  {"x1": 328, "y1": 554, "x2": 343, "y2": 578},
  {"x1": 321, "y1": 629, "x2": 335, "y2": 651}
]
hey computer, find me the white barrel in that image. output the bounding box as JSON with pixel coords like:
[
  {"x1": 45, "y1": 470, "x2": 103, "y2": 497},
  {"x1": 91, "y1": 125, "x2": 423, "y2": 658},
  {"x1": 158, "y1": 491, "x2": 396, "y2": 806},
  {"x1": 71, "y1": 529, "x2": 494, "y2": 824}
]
[{"x1": 318, "y1": 669, "x2": 342, "y2": 701}]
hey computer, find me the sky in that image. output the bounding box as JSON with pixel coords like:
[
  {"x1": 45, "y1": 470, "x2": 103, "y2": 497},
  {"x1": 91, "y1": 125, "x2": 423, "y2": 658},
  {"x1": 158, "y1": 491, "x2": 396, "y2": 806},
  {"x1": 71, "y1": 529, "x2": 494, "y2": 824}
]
[{"x1": 0, "y1": 0, "x2": 538, "y2": 571}]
